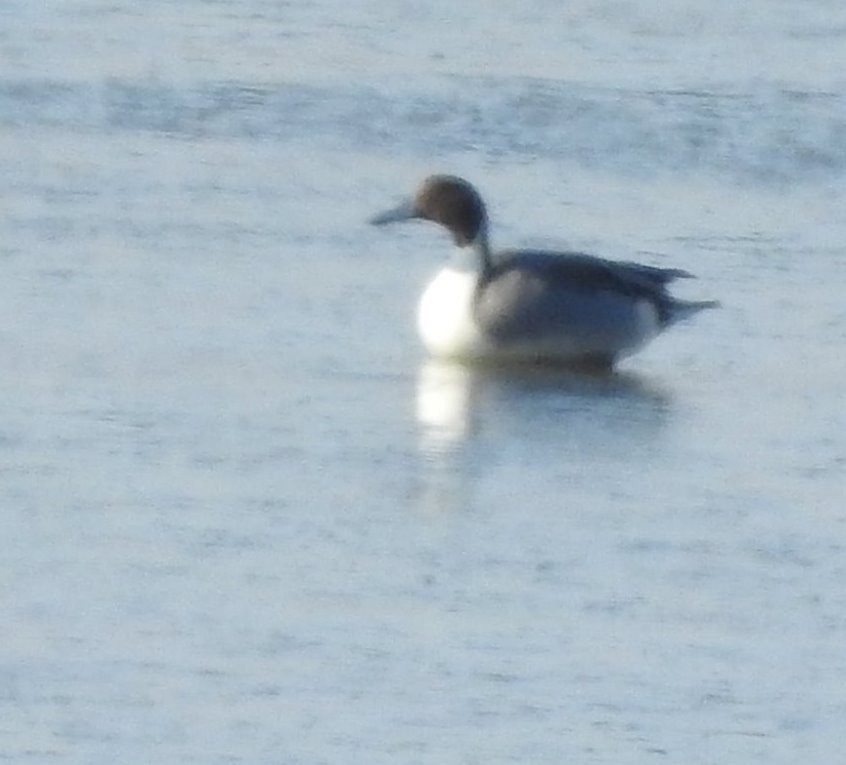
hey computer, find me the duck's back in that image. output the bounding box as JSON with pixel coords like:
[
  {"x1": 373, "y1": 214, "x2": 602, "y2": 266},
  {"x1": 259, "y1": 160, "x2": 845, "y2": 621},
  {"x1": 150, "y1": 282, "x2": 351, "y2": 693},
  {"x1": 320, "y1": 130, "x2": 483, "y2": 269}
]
[{"x1": 473, "y1": 250, "x2": 678, "y2": 361}]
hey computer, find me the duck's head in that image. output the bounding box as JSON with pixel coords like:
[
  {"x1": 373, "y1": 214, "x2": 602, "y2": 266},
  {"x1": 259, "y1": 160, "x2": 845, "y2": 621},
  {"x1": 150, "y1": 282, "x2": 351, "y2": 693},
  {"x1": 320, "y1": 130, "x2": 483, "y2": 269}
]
[{"x1": 369, "y1": 175, "x2": 488, "y2": 248}]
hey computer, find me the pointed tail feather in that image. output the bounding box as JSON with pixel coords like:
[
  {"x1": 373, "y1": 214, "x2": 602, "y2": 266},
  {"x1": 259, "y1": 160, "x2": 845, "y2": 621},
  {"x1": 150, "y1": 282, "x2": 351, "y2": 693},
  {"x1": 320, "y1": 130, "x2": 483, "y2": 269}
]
[{"x1": 666, "y1": 298, "x2": 720, "y2": 325}]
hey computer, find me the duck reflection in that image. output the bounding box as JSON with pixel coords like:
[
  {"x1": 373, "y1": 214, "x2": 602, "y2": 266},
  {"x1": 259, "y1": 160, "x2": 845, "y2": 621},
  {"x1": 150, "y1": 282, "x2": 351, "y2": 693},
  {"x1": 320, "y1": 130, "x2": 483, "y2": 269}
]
[
  {"x1": 417, "y1": 359, "x2": 670, "y2": 451},
  {"x1": 416, "y1": 361, "x2": 478, "y2": 450},
  {"x1": 413, "y1": 359, "x2": 672, "y2": 513}
]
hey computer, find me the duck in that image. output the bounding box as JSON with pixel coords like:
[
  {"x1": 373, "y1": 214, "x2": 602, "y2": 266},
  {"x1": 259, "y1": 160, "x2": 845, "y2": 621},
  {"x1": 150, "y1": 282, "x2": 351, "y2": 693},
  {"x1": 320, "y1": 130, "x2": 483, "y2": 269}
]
[{"x1": 370, "y1": 175, "x2": 718, "y2": 369}]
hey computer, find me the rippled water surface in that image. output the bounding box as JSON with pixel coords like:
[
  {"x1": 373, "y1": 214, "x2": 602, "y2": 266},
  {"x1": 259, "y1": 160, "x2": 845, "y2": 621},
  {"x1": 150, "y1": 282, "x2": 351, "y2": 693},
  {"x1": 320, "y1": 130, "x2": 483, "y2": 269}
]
[{"x1": 2, "y1": 2, "x2": 845, "y2": 763}]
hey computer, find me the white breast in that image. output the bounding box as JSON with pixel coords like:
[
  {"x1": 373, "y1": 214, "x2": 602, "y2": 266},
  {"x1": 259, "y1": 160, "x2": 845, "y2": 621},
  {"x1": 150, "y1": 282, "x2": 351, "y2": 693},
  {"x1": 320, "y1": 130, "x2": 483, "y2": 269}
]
[{"x1": 416, "y1": 268, "x2": 489, "y2": 359}]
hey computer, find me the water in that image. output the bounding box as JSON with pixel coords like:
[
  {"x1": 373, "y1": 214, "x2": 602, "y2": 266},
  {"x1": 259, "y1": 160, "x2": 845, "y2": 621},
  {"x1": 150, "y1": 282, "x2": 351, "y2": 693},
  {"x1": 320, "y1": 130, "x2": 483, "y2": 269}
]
[{"x1": 2, "y1": 2, "x2": 845, "y2": 763}]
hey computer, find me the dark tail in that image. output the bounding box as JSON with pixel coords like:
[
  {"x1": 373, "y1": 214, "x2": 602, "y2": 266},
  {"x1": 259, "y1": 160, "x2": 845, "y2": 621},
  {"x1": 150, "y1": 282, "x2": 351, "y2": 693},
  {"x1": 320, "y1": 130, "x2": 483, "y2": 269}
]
[{"x1": 666, "y1": 298, "x2": 720, "y2": 325}]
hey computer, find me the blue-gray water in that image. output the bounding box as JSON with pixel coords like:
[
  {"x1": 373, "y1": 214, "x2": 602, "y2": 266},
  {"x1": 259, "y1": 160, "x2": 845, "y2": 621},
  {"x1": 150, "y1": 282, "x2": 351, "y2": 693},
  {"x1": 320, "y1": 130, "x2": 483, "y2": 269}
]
[{"x1": 2, "y1": 2, "x2": 845, "y2": 763}]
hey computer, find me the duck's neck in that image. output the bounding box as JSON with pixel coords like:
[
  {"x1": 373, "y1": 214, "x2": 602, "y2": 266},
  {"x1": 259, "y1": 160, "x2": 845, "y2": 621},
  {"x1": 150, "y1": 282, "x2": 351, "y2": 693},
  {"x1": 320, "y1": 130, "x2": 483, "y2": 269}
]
[{"x1": 449, "y1": 220, "x2": 493, "y2": 277}]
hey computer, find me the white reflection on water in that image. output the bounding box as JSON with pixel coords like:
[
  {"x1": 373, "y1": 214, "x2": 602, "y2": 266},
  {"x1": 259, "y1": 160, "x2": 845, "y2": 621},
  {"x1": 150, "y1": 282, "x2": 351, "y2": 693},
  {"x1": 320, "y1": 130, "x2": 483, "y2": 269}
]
[
  {"x1": 416, "y1": 359, "x2": 671, "y2": 452},
  {"x1": 415, "y1": 361, "x2": 477, "y2": 450},
  {"x1": 414, "y1": 359, "x2": 673, "y2": 514}
]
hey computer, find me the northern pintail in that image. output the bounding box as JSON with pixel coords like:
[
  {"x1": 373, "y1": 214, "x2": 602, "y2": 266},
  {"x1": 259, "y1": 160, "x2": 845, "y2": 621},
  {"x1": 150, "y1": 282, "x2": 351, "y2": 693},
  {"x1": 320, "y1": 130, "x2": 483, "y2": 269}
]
[{"x1": 370, "y1": 175, "x2": 718, "y2": 368}]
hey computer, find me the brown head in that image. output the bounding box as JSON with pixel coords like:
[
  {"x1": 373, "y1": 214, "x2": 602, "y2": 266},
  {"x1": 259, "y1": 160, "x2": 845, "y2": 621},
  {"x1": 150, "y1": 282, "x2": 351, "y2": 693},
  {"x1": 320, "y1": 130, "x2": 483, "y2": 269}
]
[{"x1": 369, "y1": 175, "x2": 488, "y2": 247}]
